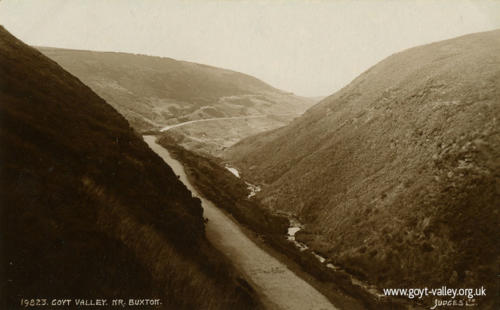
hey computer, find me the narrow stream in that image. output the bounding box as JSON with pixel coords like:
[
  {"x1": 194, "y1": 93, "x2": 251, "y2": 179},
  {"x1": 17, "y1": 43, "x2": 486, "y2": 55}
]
[
  {"x1": 144, "y1": 136, "x2": 337, "y2": 310},
  {"x1": 226, "y1": 165, "x2": 385, "y2": 301},
  {"x1": 225, "y1": 165, "x2": 261, "y2": 198},
  {"x1": 286, "y1": 218, "x2": 384, "y2": 298}
]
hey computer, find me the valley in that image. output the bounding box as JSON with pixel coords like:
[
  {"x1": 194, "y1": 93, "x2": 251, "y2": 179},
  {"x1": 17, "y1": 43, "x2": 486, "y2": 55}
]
[
  {"x1": 2, "y1": 17, "x2": 498, "y2": 310},
  {"x1": 155, "y1": 136, "x2": 417, "y2": 310},
  {"x1": 93, "y1": 29, "x2": 498, "y2": 308},
  {"x1": 144, "y1": 135, "x2": 339, "y2": 310}
]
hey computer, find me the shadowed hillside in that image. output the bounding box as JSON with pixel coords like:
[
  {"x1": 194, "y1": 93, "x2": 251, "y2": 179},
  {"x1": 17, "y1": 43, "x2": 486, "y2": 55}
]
[
  {"x1": 226, "y1": 30, "x2": 500, "y2": 307},
  {"x1": 0, "y1": 26, "x2": 259, "y2": 309},
  {"x1": 37, "y1": 46, "x2": 313, "y2": 132}
]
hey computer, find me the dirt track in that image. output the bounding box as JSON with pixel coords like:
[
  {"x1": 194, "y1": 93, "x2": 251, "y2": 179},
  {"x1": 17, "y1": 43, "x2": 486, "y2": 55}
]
[
  {"x1": 159, "y1": 113, "x2": 298, "y2": 132},
  {"x1": 144, "y1": 135, "x2": 337, "y2": 310}
]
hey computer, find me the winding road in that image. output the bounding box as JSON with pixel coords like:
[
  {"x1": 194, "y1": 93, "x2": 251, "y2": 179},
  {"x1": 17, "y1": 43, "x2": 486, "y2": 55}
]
[
  {"x1": 144, "y1": 135, "x2": 337, "y2": 310},
  {"x1": 159, "y1": 113, "x2": 299, "y2": 132}
]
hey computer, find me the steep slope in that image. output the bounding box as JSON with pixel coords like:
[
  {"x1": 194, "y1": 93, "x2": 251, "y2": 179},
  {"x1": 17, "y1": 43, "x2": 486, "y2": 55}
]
[
  {"x1": 0, "y1": 27, "x2": 258, "y2": 309},
  {"x1": 226, "y1": 30, "x2": 500, "y2": 306},
  {"x1": 37, "y1": 47, "x2": 313, "y2": 132}
]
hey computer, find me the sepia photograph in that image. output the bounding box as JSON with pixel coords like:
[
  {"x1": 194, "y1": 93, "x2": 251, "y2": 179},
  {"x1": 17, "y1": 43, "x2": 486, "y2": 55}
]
[{"x1": 1, "y1": 0, "x2": 499, "y2": 309}]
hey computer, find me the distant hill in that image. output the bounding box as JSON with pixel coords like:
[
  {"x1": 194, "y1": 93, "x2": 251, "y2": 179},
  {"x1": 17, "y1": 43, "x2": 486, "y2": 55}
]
[
  {"x1": 0, "y1": 27, "x2": 258, "y2": 309},
  {"x1": 37, "y1": 46, "x2": 313, "y2": 133},
  {"x1": 226, "y1": 30, "x2": 500, "y2": 307}
]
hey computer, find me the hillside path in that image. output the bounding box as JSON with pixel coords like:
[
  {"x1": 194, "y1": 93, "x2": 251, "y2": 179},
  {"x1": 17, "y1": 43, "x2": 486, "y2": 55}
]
[
  {"x1": 144, "y1": 135, "x2": 337, "y2": 310},
  {"x1": 159, "y1": 113, "x2": 298, "y2": 132}
]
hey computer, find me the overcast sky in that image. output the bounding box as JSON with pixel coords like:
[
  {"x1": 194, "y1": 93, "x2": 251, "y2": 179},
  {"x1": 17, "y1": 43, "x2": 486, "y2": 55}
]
[{"x1": 1, "y1": 0, "x2": 499, "y2": 96}]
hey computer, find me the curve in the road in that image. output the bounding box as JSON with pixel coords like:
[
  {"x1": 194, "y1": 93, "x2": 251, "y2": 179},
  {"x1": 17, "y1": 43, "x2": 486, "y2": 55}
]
[{"x1": 159, "y1": 113, "x2": 299, "y2": 132}]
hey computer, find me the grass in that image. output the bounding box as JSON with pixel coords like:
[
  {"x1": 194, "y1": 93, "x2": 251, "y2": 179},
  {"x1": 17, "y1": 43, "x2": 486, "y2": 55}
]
[
  {"x1": 226, "y1": 29, "x2": 500, "y2": 309},
  {"x1": 158, "y1": 134, "x2": 418, "y2": 309},
  {"x1": 0, "y1": 26, "x2": 260, "y2": 309}
]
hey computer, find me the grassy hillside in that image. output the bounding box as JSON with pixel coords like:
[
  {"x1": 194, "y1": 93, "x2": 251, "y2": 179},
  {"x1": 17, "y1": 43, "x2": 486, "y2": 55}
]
[
  {"x1": 37, "y1": 46, "x2": 313, "y2": 133},
  {"x1": 0, "y1": 26, "x2": 259, "y2": 309},
  {"x1": 226, "y1": 30, "x2": 500, "y2": 307},
  {"x1": 157, "y1": 137, "x2": 408, "y2": 309}
]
